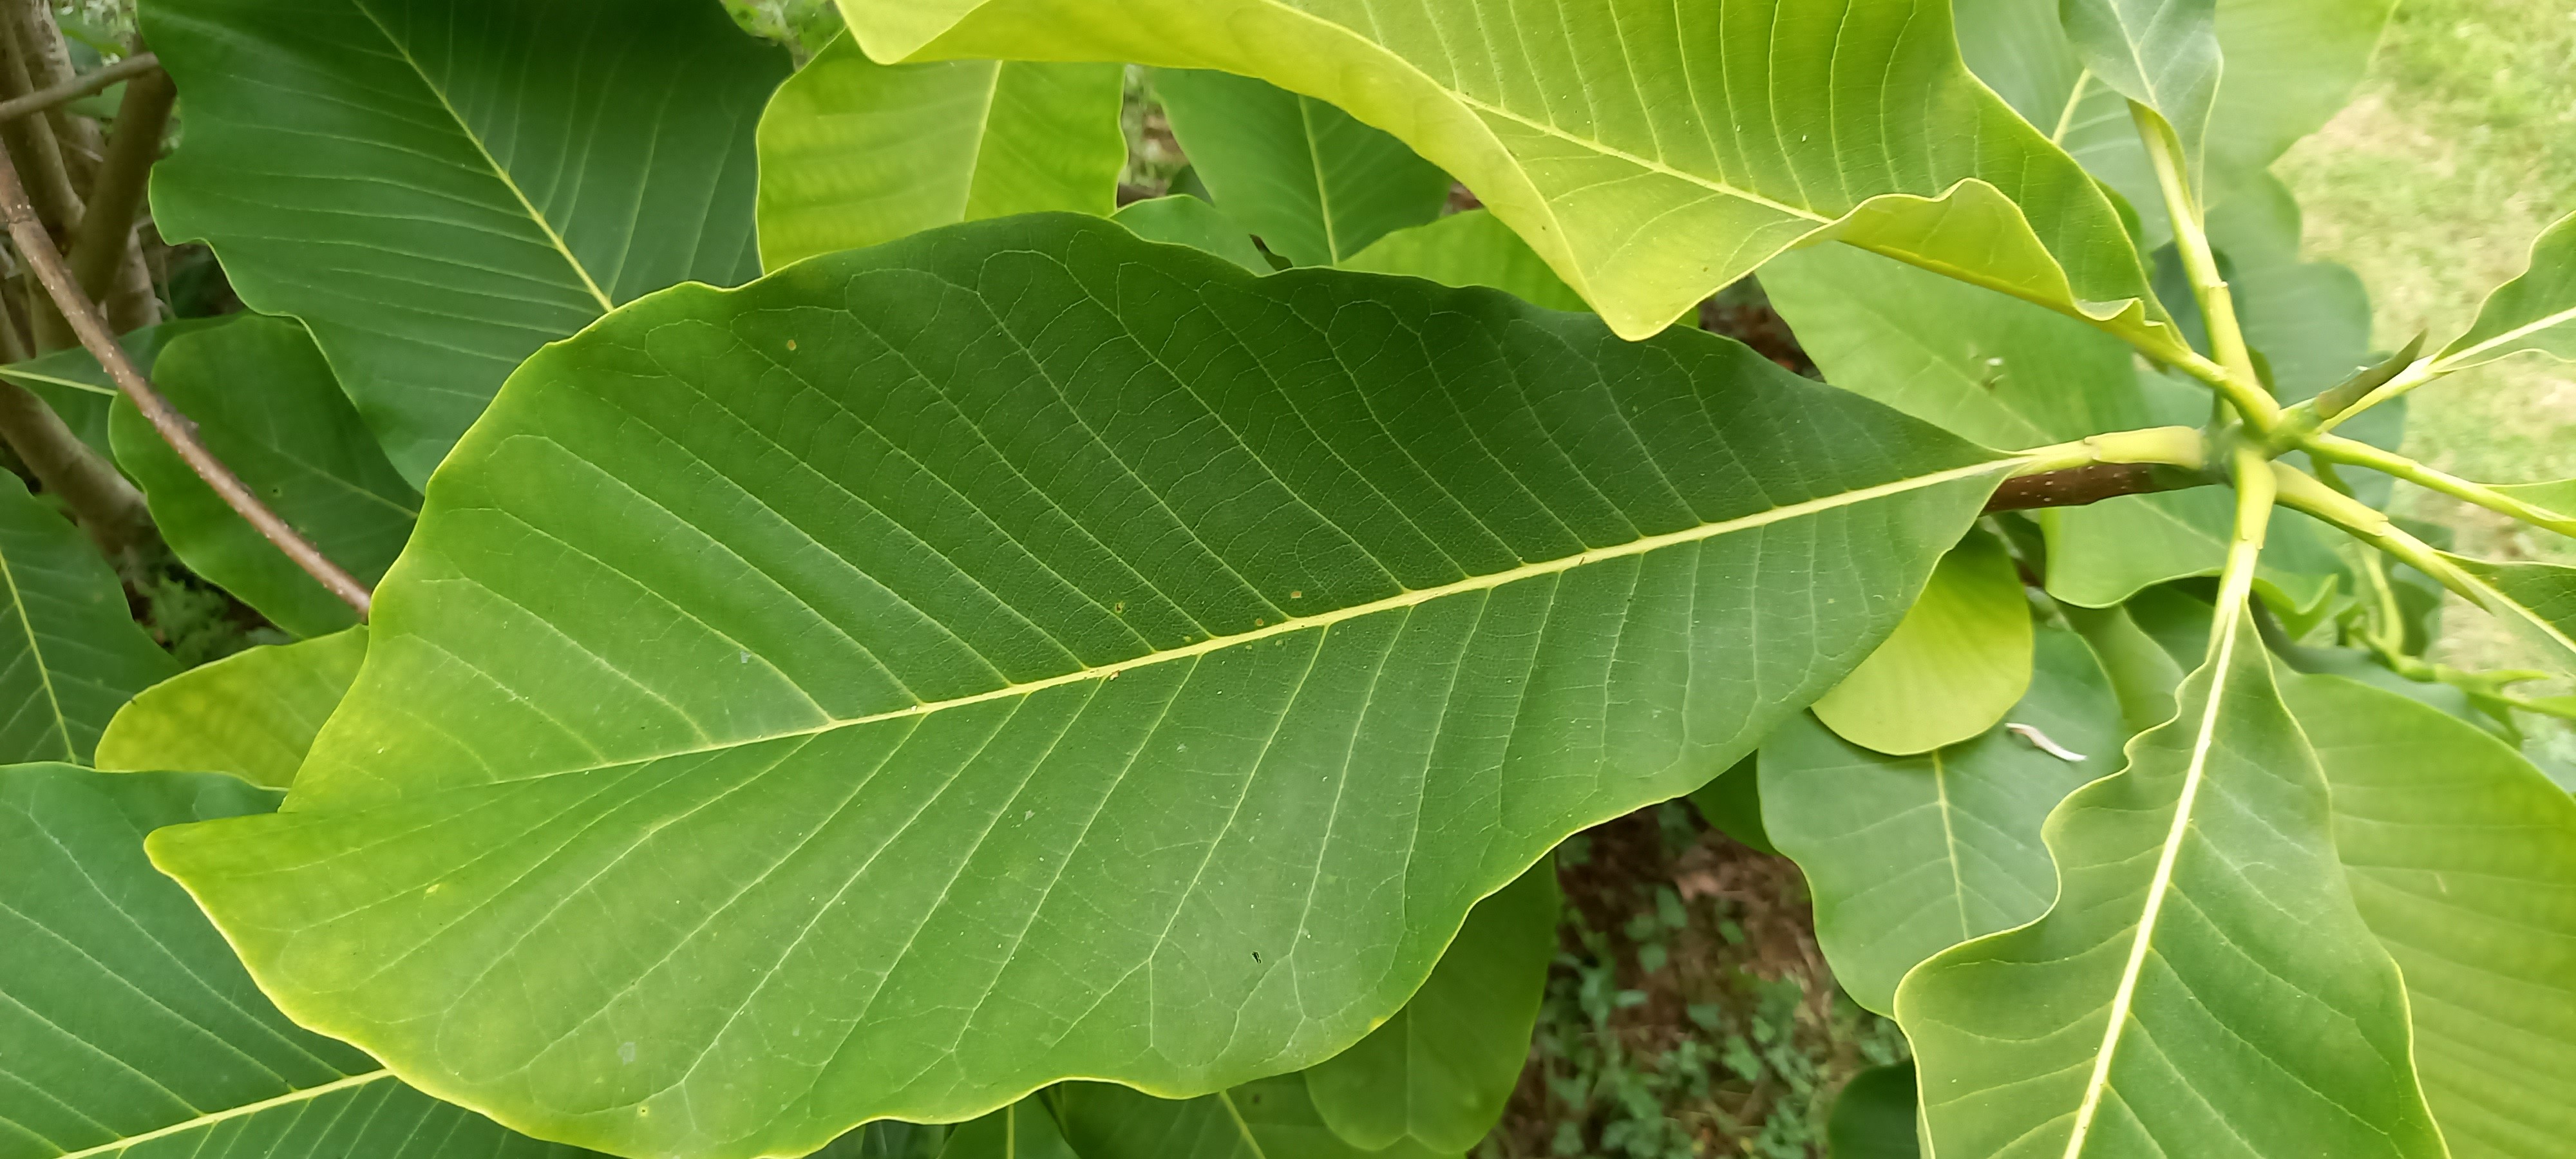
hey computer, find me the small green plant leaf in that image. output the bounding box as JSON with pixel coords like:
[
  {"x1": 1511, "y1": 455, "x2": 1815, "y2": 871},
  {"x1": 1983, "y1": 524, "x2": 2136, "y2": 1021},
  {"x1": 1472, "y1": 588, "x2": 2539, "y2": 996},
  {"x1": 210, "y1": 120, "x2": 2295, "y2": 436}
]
[
  {"x1": 107, "y1": 316, "x2": 419, "y2": 639},
  {"x1": 2210, "y1": 174, "x2": 2376, "y2": 400},
  {"x1": 2041, "y1": 489, "x2": 2345, "y2": 612},
  {"x1": 2058, "y1": 0, "x2": 2222, "y2": 178},
  {"x1": 1899, "y1": 612, "x2": 2446, "y2": 1158},
  {"x1": 1113, "y1": 196, "x2": 1273, "y2": 274},
  {"x1": 1053, "y1": 1077, "x2": 1450, "y2": 1159},
  {"x1": 147, "y1": 216, "x2": 2005, "y2": 1159},
  {"x1": 2286, "y1": 675, "x2": 2576, "y2": 1159},
  {"x1": 1826, "y1": 1062, "x2": 1921, "y2": 1159},
  {"x1": 1339, "y1": 211, "x2": 1586, "y2": 313},
  {"x1": 1759, "y1": 243, "x2": 2154, "y2": 449},
  {"x1": 1689, "y1": 754, "x2": 1775, "y2": 855},
  {"x1": 1765, "y1": 628, "x2": 2125, "y2": 1013},
  {"x1": 2438, "y1": 209, "x2": 2576, "y2": 371},
  {"x1": 1305, "y1": 863, "x2": 1560, "y2": 1153},
  {"x1": 94, "y1": 628, "x2": 366, "y2": 787},
  {"x1": 1812, "y1": 529, "x2": 2034, "y2": 755},
  {"x1": 0, "y1": 317, "x2": 227, "y2": 458},
  {"x1": 757, "y1": 33, "x2": 1124, "y2": 270},
  {"x1": 838, "y1": 0, "x2": 2178, "y2": 351},
  {"x1": 1154, "y1": 69, "x2": 1452, "y2": 267},
  {"x1": 0, "y1": 763, "x2": 605, "y2": 1159},
  {"x1": 146, "y1": 0, "x2": 788, "y2": 482},
  {"x1": 2060, "y1": 603, "x2": 2189, "y2": 733},
  {"x1": 0, "y1": 473, "x2": 178, "y2": 765}
]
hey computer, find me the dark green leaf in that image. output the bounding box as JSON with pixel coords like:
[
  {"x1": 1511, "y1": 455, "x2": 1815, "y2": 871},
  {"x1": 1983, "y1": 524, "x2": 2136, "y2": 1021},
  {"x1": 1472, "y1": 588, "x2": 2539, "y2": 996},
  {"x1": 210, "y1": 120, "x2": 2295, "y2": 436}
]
[
  {"x1": 0, "y1": 473, "x2": 177, "y2": 764},
  {"x1": 1053, "y1": 1077, "x2": 1448, "y2": 1159},
  {"x1": 1112, "y1": 196, "x2": 1272, "y2": 274},
  {"x1": 1155, "y1": 69, "x2": 1450, "y2": 268},
  {"x1": 1339, "y1": 211, "x2": 1586, "y2": 314},
  {"x1": 1763, "y1": 628, "x2": 2125, "y2": 1013},
  {"x1": 108, "y1": 316, "x2": 419, "y2": 638},
  {"x1": 149, "y1": 215, "x2": 2004, "y2": 1158},
  {"x1": 1900, "y1": 614, "x2": 2444, "y2": 1158},
  {"x1": 1826, "y1": 1063, "x2": 1920, "y2": 1159},
  {"x1": 0, "y1": 318, "x2": 226, "y2": 458},
  {"x1": 146, "y1": 0, "x2": 790, "y2": 482}
]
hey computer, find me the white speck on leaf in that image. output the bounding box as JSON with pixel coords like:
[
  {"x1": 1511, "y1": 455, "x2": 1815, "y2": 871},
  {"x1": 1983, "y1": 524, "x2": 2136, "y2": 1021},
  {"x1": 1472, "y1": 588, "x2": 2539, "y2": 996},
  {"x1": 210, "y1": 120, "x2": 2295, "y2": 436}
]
[
  {"x1": 2005, "y1": 722, "x2": 2087, "y2": 762},
  {"x1": 619, "y1": 1042, "x2": 637, "y2": 1064},
  {"x1": 739, "y1": 651, "x2": 748, "y2": 663}
]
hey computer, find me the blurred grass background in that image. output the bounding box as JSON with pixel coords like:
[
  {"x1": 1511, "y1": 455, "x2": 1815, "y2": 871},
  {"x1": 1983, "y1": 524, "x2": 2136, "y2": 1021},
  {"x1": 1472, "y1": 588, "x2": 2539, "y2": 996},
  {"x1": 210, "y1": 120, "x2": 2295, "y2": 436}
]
[{"x1": 2277, "y1": 0, "x2": 2576, "y2": 670}]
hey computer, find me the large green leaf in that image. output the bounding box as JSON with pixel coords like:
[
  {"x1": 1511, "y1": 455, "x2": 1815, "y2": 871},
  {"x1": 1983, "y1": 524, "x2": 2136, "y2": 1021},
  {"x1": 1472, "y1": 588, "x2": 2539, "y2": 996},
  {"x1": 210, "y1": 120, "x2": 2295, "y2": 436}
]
[
  {"x1": 757, "y1": 33, "x2": 1124, "y2": 270},
  {"x1": 2210, "y1": 174, "x2": 2374, "y2": 400},
  {"x1": 2438, "y1": 209, "x2": 2576, "y2": 370},
  {"x1": 1305, "y1": 863, "x2": 1558, "y2": 1153},
  {"x1": 149, "y1": 216, "x2": 2005, "y2": 1159},
  {"x1": 932, "y1": 1099, "x2": 1079, "y2": 1159},
  {"x1": 1758, "y1": 243, "x2": 2152, "y2": 450},
  {"x1": 838, "y1": 0, "x2": 2178, "y2": 351},
  {"x1": 0, "y1": 317, "x2": 227, "y2": 458},
  {"x1": 1811, "y1": 529, "x2": 2033, "y2": 755},
  {"x1": 1763, "y1": 628, "x2": 2124, "y2": 1013},
  {"x1": 108, "y1": 316, "x2": 419, "y2": 638},
  {"x1": 0, "y1": 764, "x2": 600, "y2": 1159},
  {"x1": 0, "y1": 473, "x2": 178, "y2": 764},
  {"x1": 95, "y1": 628, "x2": 366, "y2": 787},
  {"x1": 1339, "y1": 211, "x2": 1586, "y2": 313},
  {"x1": 2286, "y1": 675, "x2": 2576, "y2": 1159},
  {"x1": 144, "y1": 0, "x2": 790, "y2": 482},
  {"x1": 1899, "y1": 612, "x2": 2444, "y2": 1158},
  {"x1": 1155, "y1": 69, "x2": 1451, "y2": 268},
  {"x1": 1052, "y1": 1078, "x2": 1447, "y2": 1159},
  {"x1": 1112, "y1": 196, "x2": 1273, "y2": 274}
]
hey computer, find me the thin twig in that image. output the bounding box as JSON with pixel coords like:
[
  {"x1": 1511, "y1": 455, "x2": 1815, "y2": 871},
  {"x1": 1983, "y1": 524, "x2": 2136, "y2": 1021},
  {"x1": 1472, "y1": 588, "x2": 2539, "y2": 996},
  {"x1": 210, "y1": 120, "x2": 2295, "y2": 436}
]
[
  {"x1": 0, "y1": 140, "x2": 373, "y2": 616},
  {"x1": 0, "y1": 52, "x2": 154, "y2": 124}
]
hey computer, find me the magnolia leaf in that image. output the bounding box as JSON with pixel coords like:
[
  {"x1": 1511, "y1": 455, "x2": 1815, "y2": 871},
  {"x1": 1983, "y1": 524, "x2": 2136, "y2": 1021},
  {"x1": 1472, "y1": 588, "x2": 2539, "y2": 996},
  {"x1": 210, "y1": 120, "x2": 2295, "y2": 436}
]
[
  {"x1": 145, "y1": 0, "x2": 788, "y2": 482},
  {"x1": 1960, "y1": 0, "x2": 2393, "y2": 245},
  {"x1": 149, "y1": 216, "x2": 2005, "y2": 1159},
  {"x1": 0, "y1": 764, "x2": 603, "y2": 1159},
  {"x1": 1339, "y1": 211, "x2": 1586, "y2": 314},
  {"x1": 1759, "y1": 243, "x2": 2151, "y2": 449},
  {"x1": 2286, "y1": 675, "x2": 2576, "y2": 1159},
  {"x1": 837, "y1": 0, "x2": 2179, "y2": 352},
  {"x1": 931, "y1": 1099, "x2": 1079, "y2": 1159},
  {"x1": 2444, "y1": 554, "x2": 2576, "y2": 675},
  {"x1": 0, "y1": 473, "x2": 178, "y2": 764},
  {"x1": 2041, "y1": 489, "x2": 2345, "y2": 612},
  {"x1": 1689, "y1": 754, "x2": 1776, "y2": 855},
  {"x1": 2438, "y1": 209, "x2": 2576, "y2": 371},
  {"x1": 816, "y1": 1122, "x2": 952, "y2": 1159},
  {"x1": 1113, "y1": 196, "x2": 1272, "y2": 274},
  {"x1": 0, "y1": 317, "x2": 226, "y2": 458},
  {"x1": 1305, "y1": 863, "x2": 1559, "y2": 1153},
  {"x1": 2060, "y1": 604, "x2": 2188, "y2": 734},
  {"x1": 1156, "y1": 69, "x2": 1451, "y2": 268},
  {"x1": 1053, "y1": 1078, "x2": 1449, "y2": 1159},
  {"x1": 2058, "y1": 0, "x2": 2221, "y2": 179},
  {"x1": 2210, "y1": 174, "x2": 2374, "y2": 400},
  {"x1": 1900, "y1": 613, "x2": 2445, "y2": 1158},
  {"x1": 1764, "y1": 628, "x2": 2124, "y2": 1013},
  {"x1": 108, "y1": 316, "x2": 419, "y2": 639},
  {"x1": 757, "y1": 33, "x2": 1124, "y2": 270},
  {"x1": 1826, "y1": 1063, "x2": 1921, "y2": 1159},
  {"x1": 1812, "y1": 529, "x2": 2034, "y2": 755},
  {"x1": 95, "y1": 628, "x2": 367, "y2": 788}
]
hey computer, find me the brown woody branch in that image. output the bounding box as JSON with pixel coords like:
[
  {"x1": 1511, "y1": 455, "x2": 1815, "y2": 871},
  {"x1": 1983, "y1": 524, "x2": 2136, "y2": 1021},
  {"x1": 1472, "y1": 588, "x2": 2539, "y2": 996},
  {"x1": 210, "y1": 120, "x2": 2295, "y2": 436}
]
[
  {"x1": 0, "y1": 138, "x2": 374, "y2": 616},
  {"x1": 0, "y1": 50, "x2": 153, "y2": 125},
  {"x1": 1985, "y1": 462, "x2": 2203, "y2": 513}
]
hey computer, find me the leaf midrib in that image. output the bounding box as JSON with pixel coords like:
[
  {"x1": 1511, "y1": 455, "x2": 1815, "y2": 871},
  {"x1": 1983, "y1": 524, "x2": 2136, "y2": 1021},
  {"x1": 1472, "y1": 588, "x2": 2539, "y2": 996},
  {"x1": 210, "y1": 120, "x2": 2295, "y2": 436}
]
[
  {"x1": 450, "y1": 459, "x2": 2011, "y2": 784},
  {"x1": 0, "y1": 534, "x2": 73, "y2": 760},
  {"x1": 51, "y1": 1069, "x2": 394, "y2": 1159},
  {"x1": 347, "y1": 0, "x2": 614, "y2": 314}
]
